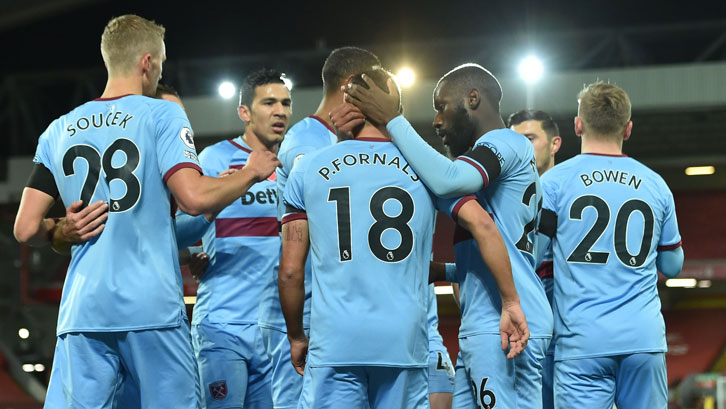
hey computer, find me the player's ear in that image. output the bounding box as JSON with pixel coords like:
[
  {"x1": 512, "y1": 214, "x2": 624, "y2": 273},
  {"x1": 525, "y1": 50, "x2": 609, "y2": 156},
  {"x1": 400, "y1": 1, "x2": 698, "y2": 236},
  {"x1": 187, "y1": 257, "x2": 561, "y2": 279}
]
[
  {"x1": 140, "y1": 53, "x2": 152, "y2": 74},
  {"x1": 238, "y1": 105, "x2": 251, "y2": 123},
  {"x1": 551, "y1": 136, "x2": 562, "y2": 155},
  {"x1": 623, "y1": 121, "x2": 633, "y2": 141},
  {"x1": 574, "y1": 116, "x2": 583, "y2": 137},
  {"x1": 468, "y1": 89, "x2": 480, "y2": 110}
]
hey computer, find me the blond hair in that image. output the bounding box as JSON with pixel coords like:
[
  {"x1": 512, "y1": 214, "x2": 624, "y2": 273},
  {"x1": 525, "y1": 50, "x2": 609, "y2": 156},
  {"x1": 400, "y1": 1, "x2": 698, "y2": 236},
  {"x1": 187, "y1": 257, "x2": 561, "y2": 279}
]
[
  {"x1": 101, "y1": 15, "x2": 165, "y2": 76},
  {"x1": 577, "y1": 82, "x2": 631, "y2": 139}
]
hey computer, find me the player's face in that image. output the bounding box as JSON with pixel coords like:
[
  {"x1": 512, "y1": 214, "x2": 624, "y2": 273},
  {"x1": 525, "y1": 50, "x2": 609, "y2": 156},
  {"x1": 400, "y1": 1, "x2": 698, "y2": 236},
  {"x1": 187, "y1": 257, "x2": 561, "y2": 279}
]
[
  {"x1": 512, "y1": 120, "x2": 551, "y2": 175},
  {"x1": 246, "y1": 83, "x2": 292, "y2": 148},
  {"x1": 143, "y1": 41, "x2": 165, "y2": 97},
  {"x1": 433, "y1": 83, "x2": 476, "y2": 157}
]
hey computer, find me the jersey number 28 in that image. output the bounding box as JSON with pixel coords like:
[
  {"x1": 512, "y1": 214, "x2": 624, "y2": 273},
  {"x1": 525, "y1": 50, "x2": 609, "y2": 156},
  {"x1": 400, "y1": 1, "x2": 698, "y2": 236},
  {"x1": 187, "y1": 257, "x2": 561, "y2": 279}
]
[{"x1": 63, "y1": 139, "x2": 141, "y2": 213}]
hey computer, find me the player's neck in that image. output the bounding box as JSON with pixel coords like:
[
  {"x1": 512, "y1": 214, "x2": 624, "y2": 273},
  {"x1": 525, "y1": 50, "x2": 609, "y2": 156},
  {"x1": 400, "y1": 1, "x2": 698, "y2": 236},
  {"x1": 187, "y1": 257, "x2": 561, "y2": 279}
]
[
  {"x1": 242, "y1": 131, "x2": 277, "y2": 154},
  {"x1": 580, "y1": 135, "x2": 623, "y2": 156},
  {"x1": 473, "y1": 114, "x2": 506, "y2": 140},
  {"x1": 355, "y1": 125, "x2": 389, "y2": 141},
  {"x1": 101, "y1": 76, "x2": 143, "y2": 99}
]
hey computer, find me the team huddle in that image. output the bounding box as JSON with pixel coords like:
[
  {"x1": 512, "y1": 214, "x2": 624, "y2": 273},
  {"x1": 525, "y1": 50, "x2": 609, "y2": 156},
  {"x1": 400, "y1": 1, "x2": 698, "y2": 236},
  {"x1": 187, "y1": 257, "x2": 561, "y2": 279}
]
[{"x1": 13, "y1": 14, "x2": 684, "y2": 409}]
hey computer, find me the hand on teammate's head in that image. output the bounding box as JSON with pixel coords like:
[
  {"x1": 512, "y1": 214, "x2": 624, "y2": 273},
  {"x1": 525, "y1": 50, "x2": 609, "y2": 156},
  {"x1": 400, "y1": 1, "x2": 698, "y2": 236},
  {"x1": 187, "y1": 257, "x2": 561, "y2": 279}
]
[
  {"x1": 343, "y1": 74, "x2": 402, "y2": 126},
  {"x1": 329, "y1": 103, "x2": 365, "y2": 139}
]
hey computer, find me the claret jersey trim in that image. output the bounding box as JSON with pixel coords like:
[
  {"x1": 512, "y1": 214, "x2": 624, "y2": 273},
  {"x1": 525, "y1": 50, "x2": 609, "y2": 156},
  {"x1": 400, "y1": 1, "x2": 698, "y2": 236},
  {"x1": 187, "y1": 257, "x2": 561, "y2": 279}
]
[
  {"x1": 308, "y1": 115, "x2": 336, "y2": 134},
  {"x1": 456, "y1": 156, "x2": 489, "y2": 187},
  {"x1": 228, "y1": 139, "x2": 252, "y2": 153},
  {"x1": 658, "y1": 241, "x2": 682, "y2": 251},
  {"x1": 93, "y1": 94, "x2": 134, "y2": 101},
  {"x1": 214, "y1": 217, "x2": 279, "y2": 238},
  {"x1": 582, "y1": 152, "x2": 628, "y2": 158},
  {"x1": 163, "y1": 163, "x2": 203, "y2": 184}
]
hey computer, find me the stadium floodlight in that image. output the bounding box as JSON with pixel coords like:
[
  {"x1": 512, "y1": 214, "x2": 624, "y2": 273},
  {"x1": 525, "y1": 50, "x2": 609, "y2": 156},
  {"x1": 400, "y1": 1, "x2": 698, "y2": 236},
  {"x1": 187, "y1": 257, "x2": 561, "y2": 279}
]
[
  {"x1": 518, "y1": 56, "x2": 544, "y2": 84},
  {"x1": 396, "y1": 67, "x2": 416, "y2": 88},
  {"x1": 665, "y1": 278, "x2": 697, "y2": 288},
  {"x1": 34, "y1": 364, "x2": 45, "y2": 372},
  {"x1": 685, "y1": 166, "x2": 715, "y2": 176},
  {"x1": 22, "y1": 364, "x2": 34, "y2": 372},
  {"x1": 218, "y1": 81, "x2": 236, "y2": 99},
  {"x1": 184, "y1": 296, "x2": 197, "y2": 305},
  {"x1": 282, "y1": 76, "x2": 293, "y2": 91},
  {"x1": 18, "y1": 328, "x2": 29, "y2": 339}
]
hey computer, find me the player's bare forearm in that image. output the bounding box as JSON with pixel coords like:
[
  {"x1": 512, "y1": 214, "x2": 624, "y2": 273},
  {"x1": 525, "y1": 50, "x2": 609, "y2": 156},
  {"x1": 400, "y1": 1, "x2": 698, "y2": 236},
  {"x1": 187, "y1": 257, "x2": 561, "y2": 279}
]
[
  {"x1": 279, "y1": 220, "x2": 310, "y2": 340},
  {"x1": 14, "y1": 188, "x2": 57, "y2": 247},
  {"x1": 457, "y1": 201, "x2": 519, "y2": 304},
  {"x1": 169, "y1": 161, "x2": 276, "y2": 216},
  {"x1": 429, "y1": 261, "x2": 447, "y2": 283}
]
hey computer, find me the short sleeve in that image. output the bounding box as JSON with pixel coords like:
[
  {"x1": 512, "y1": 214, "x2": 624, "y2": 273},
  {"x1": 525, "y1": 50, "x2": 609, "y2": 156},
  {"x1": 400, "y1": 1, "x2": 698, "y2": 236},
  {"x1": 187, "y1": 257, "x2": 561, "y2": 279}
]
[
  {"x1": 457, "y1": 130, "x2": 526, "y2": 188},
  {"x1": 658, "y1": 187, "x2": 682, "y2": 250},
  {"x1": 435, "y1": 195, "x2": 477, "y2": 223},
  {"x1": 33, "y1": 124, "x2": 54, "y2": 172},
  {"x1": 155, "y1": 102, "x2": 202, "y2": 183},
  {"x1": 282, "y1": 156, "x2": 309, "y2": 221}
]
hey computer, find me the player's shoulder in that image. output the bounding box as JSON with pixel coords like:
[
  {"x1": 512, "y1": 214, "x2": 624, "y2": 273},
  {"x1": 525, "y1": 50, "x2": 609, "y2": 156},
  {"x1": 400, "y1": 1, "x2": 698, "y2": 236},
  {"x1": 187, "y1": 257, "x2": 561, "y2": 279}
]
[
  {"x1": 477, "y1": 127, "x2": 530, "y2": 149},
  {"x1": 282, "y1": 117, "x2": 334, "y2": 149},
  {"x1": 142, "y1": 96, "x2": 187, "y2": 119},
  {"x1": 622, "y1": 156, "x2": 671, "y2": 191}
]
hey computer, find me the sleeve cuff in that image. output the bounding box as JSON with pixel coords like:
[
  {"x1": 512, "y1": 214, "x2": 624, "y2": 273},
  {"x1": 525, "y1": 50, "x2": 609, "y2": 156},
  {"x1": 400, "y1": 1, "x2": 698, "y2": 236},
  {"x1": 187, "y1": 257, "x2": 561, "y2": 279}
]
[
  {"x1": 658, "y1": 241, "x2": 682, "y2": 251},
  {"x1": 164, "y1": 163, "x2": 203, "y2": 184},
  {"x1": 282, "y1": 212, "x2": 307, "y2": 225},
  {"x1": 451, "y1": 195, "x2": 477, "y2": 223}
]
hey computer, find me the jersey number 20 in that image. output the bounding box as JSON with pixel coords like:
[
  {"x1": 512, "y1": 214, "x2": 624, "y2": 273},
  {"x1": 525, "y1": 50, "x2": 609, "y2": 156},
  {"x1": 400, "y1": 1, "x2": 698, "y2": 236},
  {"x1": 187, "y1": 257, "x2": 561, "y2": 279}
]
[
  {"x1": 63, "y1": 139, "x2": 141, "y2": 213},
  {"x1": 328, "y1": 186, "x2": 414, "y2": 263}
]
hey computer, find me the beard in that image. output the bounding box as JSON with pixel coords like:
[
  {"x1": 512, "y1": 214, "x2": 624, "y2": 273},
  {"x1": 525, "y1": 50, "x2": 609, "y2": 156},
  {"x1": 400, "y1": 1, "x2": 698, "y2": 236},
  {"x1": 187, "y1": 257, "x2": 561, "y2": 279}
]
[{"x1": 445, "y1": 103, "x2": 476, "y2": 157}]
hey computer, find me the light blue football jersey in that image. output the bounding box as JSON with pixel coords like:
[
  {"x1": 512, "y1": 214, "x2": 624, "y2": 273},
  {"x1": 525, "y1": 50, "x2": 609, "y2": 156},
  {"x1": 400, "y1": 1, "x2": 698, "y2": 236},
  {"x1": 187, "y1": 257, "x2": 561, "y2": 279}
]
[
  {"x1": 189, "y1": 137, "x2": 280, "y2": 325},
  {"x1": 258, "y1": 116, "x2": 336, "y2": 331},
  {"x1": 283, "y1": 137, "x2": 435, "y2": 367},
  {"x1": 32, "y1": 95, "x2": 202, "y2": 335},
  {"x1": 540, "y1": 154, "x2": 681, "y2": 360},
  {"x1": 439, "y1": 129, "x2": 553, "y2": 339}
]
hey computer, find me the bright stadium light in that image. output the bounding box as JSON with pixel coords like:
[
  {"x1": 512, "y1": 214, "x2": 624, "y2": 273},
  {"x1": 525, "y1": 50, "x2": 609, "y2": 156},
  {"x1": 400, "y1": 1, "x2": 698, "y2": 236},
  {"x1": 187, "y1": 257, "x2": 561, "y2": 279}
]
[
  {"x1": 18, "y1": 328, "x2": 29, "y2": 339},
  {"x1": 518, "y1": 56, "x2": 544, "y2": 84},
  {"x1": 665, "y1": 278, "x2": 697, "y2": 288},
  {"x1": 34, "y1": 364, "x2": 46, "y2": 372},
  {"x1": 184, "y1": 296, "x2": 197, "y2": 305},
  {"x1": 22, "y1": 364, "x2": 34, "y2": 372},
  {"x1": 218, "y1": 81, "x2": 236, "y2": 99},
  {"x1": 396, "y1": 67, "x2": 416, "y2": 88},
  {"x1": 685, "y1": 166, "x2": 715, "y2": 176},
  {"x1": 282, "y1": 76, "x2": 293, "y2": 91},
  {"x1": 698, "y1": 280, "x2": 712, "y2": 288}
]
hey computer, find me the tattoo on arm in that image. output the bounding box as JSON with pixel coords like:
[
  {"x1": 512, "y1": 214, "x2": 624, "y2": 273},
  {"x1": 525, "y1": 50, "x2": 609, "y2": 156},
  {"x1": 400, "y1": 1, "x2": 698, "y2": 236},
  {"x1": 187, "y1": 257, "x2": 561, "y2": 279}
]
[{"x1": 284, "y1": 224, "x2": 304, "y2": 242}]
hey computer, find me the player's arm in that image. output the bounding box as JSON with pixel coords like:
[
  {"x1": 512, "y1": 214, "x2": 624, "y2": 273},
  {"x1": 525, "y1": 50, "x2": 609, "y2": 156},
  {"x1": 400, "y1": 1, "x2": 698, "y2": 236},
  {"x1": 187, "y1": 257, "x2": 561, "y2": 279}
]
[
  {"x1": 279, "y1": 208, "x2": 310, "y2": 376},
  {"x1": 167, "y1": 150, "x2": 280, "y2": 216},
  {"x1": 14, "y1": 187, "x2": 57, "y2": 247},
  {"x1": 455, "y1": 198, "x2": 529, "y2": 359},
  {"x1": 338, "y1": 77, "x2": 483, "y2": 198},
  {"x1": 656, "y1": 247, "x2": 684, "y2": 278},
  {"x1": 51, "y1": 200, "x2": 109, "y2": 254}
]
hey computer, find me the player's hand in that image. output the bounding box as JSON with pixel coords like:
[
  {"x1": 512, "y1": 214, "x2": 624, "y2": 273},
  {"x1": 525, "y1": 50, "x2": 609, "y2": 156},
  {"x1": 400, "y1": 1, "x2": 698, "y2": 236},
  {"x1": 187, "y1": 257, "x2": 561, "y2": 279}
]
[
  {"x1": 329, "y1": 103, "x2": 365, "y2": 138},
  {"x1": 499, "y1": 300, "x2": 529, "y2": 359},
  {"x1": 188, "y1": 252, "x2": 209, "y2": 282},
  {"x1": 59, "y1": 200, "x2": 109, "y2": 243},
  {"x1": 218, "y1": 168, "x2": 238, "y2": 178},
  {"x1": 343, "y1": 74, "x2": 402, "y2": 127},
  {"x1": 288, "y1": 335, "x2": 309, "y2": 376},
  {"x1": 244, "y1": 150, "x2": 281, "y2": 182}
]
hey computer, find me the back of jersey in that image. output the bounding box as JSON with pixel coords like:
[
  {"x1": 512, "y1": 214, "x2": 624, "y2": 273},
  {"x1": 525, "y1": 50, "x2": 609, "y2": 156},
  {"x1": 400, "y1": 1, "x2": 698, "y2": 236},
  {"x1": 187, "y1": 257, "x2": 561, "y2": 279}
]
[
  {"x1": 454, "y1": 129, "x2": 553, "y2": 338},
  {"x1": 541, "y1": 154, "x2": 681, "y2": 359},
  {"x1": 33, "y1": 95, "x2": 201, "y2": 335},
  {"x1": 284, "y1": 138, "x2": 435, "y2": 367}
]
